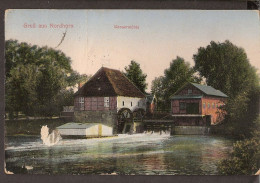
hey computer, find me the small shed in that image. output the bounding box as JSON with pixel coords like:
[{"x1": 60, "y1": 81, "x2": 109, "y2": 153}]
[{"x1": 56, "y1": 123, "x2": 113, "y2": 138}]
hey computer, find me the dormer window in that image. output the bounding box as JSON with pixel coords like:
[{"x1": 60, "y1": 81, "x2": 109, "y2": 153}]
[{"x1": 188, "y1": 89, "x2": 192, "y2": 95}]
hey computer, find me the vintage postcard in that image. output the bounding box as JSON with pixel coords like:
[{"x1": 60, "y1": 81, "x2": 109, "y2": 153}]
[{"x1": 4, "y1": 9, "x2": 260, "y2": 175}]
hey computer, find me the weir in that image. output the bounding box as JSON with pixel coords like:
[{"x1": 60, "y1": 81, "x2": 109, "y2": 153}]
[
  {"x1": 143, "y1": 120, "x2": 211, "y2": 135},
  {"x1": 172, "y1": 126, "x2": 210, "y2": 135}
]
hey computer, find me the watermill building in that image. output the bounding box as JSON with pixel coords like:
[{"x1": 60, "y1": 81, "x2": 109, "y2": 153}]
[
  {"x1": 73, "y1": 67, "x2": 146, "y2": 135},
  {"x1": 171, "y1": 82, "x2": 228, "y2": 126}
]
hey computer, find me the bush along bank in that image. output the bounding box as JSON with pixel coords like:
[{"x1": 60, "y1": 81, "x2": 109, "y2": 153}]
[{"x1": 5, "y1": 118, "x2": 68, "y2": 136}]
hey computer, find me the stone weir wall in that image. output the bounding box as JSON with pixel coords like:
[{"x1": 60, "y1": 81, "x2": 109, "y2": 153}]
[
  {"x1": 171, "y1": 126, "x2": 210, "y2": 135},
  {"x1": 74, "y1": 110, "x2": 118, "y2": 134},
  {"x1": 143, "y1": 121, "x2": 211, "y2": 135}
]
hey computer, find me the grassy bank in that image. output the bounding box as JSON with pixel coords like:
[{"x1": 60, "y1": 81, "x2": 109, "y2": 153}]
[{"x1": 5, "y1": 118, "x2": 69, "y2": 136}]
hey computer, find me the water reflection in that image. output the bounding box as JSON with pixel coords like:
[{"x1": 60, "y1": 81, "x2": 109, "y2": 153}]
[{"x1": 5, "y1": 134, "x2": 233, "y2": 175}]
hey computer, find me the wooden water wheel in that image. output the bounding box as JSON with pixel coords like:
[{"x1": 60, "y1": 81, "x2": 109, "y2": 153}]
[{"x1": 117, "y1": 108, "x2": 133, "y2": 133}]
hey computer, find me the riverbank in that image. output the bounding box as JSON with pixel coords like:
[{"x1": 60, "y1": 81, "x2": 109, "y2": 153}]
[{"x1": 5, "y1": 118, "x2": 68, "y2": 136}]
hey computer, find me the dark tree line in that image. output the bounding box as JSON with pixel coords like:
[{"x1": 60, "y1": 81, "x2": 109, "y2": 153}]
[{"x1": 5, "y1": 40, "x2": 88, "y2": 118}]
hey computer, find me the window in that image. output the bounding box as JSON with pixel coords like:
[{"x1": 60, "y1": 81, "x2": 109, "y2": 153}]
[
  {"x1": 212, "y1": 103, "x2": 215, "y2": 109},
  {"x1": 131, "y1": 102, "x2": 133, "y2": 106},
  {"x1": 79, "y1": 97, "x2": 84, "y2": 111},
  {"x1": 123, "y1": 101, "x2": 124, "y2": 106},
  {"x1": 104, "y1": 97, "x2": 109, "y2": 108},
  {"x1": 208, "y1": 103, "x2": 210, "y2": 109},
  {"x1": 138, "y1": 102, "x2": 139, "y2": 107},
  {"x1": 188, "y1": 89, "x2": 192, "y2": 95},
  {"x1": 203, "y1": 103, "x2": 206, "y2": 109},
  {"x1": 216, "y1": 104, "x2": 218, "y2": 108},
  {"x1": 180, "y1": 102, "x2": 186, "y2": 110}
]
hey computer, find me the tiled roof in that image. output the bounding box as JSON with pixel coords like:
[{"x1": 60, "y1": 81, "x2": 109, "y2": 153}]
[{"x1": 75, "y1": 67, "x2": 145, "y2": 98}]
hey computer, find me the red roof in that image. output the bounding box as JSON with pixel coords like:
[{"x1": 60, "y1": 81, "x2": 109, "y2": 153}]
[{"x1": 75, "y1": 67, "x2": 145, "y2": 98}]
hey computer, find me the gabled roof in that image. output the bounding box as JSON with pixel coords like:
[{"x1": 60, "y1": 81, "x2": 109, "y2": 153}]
[
  {"x1": 75, "y1": 67, "x2": 145, "y2": 98},
  {"x1": 190, "y1": 83, "x2": 228, "y2": 98},
  {"x1": 171, "y1": 82, "x2": 228, "y2": 99},
  {"x1": 171, "y1": 95, "x2": 203, "y2": 99}
]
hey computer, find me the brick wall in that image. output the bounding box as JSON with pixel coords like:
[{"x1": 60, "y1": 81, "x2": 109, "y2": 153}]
[{"x1": 201, "y1": 97, "x2": 226, "y2": 124}]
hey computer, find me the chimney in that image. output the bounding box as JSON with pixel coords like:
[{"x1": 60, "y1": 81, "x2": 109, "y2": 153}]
[{"x1": 78, "y1": 82, "x2": 84, "y2": 90}]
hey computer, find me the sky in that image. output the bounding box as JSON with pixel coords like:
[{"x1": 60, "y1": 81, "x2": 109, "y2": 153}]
[{"x1": 5, "y1": 10, "x2": 260, "y2": 91}]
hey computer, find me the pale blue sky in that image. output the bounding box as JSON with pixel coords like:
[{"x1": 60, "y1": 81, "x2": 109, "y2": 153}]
[{"x1": 5, "y1": 10, "x2": 260, "y2": 91}]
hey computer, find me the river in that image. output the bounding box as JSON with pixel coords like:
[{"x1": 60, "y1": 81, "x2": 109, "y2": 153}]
[{"x1": 5, "y1": 134, "x2": 234, "y2": 175}]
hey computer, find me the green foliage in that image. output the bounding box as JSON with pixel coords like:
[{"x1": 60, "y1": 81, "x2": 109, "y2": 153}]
[
  {"x1": 218, "y1": 117, "x2": 260, "y2": 175},
  {"x1": 193, "y1": 40, "x2": 258, "y2": 99},
  {"x1": 5, "y1": 64, "x2": 39, "y2": 117},
  {"x1": 151, "y1": 56, "x2": 201, "y2": 110},
  {"x1": 5, "y1": 40, "x2": 72, "y2": 78},
  {"x1": 5, "y1": 39, "x2": 85, "y2": 118},
  {"x1": 66, "y1": 71, "x2": 90, "y2": 87},
  {"x1": 218, "y1": 138, "x2": 260, "y2": 175},
  {"x1": 151, "y1": 76, "x2": 165, "y2": 109},
  {"x1": 193, "y1": 40, "x2": 260, "y2": 138},
  {"x1": 124, "y1": 60, "x2": 148, "y2": 93}
]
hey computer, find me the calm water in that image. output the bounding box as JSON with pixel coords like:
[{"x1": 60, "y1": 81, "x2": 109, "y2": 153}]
[{"x1": 5, "y1": 134, "x2": 233, "y2": 175}]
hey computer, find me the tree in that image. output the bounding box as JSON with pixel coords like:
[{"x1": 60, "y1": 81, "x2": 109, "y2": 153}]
[
  {"x1": 193, "y1": 40, "x2": 258, "y2": 99},
  {"x1": 5, "y1": 64, "x2": 39, "y2": 117},
  {"x1": 151, "y1": 76, "x2": 165, "y2": 110},
  {"x1": 35, "y1": 64, "x2": 67, "y2": 116},
  {"x1": 5, "y1": 40, "x2": 86, "y2": 118},
  {"x1": 124, "y1": 61, "x2": 147, "y2": 93},
  {"x1": 193, "y1": 40, "x2": 260, "y2": 138},
  {"x1": 151, "y1": 56, "x2": 200, "y2": 110}
]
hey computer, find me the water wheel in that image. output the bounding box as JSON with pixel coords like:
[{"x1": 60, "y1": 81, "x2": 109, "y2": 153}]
[
  {"x1": 133, "y1": 108, "x2": 146, "y2": 121},
  {"x1": 117, "y1": 108, "x2": 133, "y2": 133}
]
